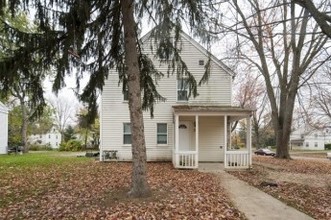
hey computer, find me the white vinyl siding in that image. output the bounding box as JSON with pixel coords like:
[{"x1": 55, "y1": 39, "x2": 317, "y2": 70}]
[
  {"x1": 100, "y1": 32, "x2": 232, "y2": 161},
  {"x1": 0, "y1": 102, "x2": 8, "y2": 154}
]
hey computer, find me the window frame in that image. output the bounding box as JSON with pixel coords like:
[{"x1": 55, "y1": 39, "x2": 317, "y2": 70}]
[
  {"x1": 156, "y1": 123, "x2": 168, "y2": 145},
  {"x1": 177, "y1": 78, "x2": 189, "y2": 102},
  {"x1": 123, "y1": 123, "x2": 132, "y2": 145},
  {"x1": 123, "y1": 85, "x2": 129, "y2": 102}
]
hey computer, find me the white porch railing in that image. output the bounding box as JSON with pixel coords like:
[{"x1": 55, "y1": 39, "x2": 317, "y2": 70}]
[
  {"x1": 175, "y1": 151, "x2": 198, "y2": 169},
  {"x1": 225, "y1": 151, "x2": 250, "y2": 169}
]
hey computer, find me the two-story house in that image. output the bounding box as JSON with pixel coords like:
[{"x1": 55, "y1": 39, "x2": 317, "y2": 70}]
[
  {"x1": 0, "y1": 102, "x2": 8, "y2": 154},
  {"x1": 290, "y1": 126, "x2": 331, "y2": 150},
  {"x1": 28, "y1": 126, "x2": 62, "y2": 149},
  {"x1": 100, "y1": 31, "x2": 253, "y2": 169}
]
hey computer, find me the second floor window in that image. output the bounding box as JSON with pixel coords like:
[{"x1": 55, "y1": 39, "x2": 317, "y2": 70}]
[
  {"x1": 123, "y1": 123, "x2": 131, "y2": 145},
  {"x1": 177, "y1": 78, "x2": 189, "y2": 101}
]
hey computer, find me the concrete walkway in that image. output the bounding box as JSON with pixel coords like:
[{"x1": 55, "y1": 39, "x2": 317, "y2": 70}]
[{"x1": 199, "y1": 163, "x2": 314, "y2": 220}]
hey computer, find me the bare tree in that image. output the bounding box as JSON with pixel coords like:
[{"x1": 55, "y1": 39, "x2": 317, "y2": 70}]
[
  {"x1": 49, "y1": 95, "x2": 76, "y2": 142},
  {"x1": 217, "y1": 0, "x2": 330, "y2": 158},
  {"x1": 234, "y1": 74, "x2": 270, "y2": 149},
  {"x1": 293, "y1": 0, "x2": 331, "y2": 38},
  {"x1": 297, "y1": 68, "x2": 331, "y2": 129}
]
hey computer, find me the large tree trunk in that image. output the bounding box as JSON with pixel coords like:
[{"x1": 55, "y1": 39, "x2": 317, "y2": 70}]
[
  {"x1": 20, "y1": 102, "x2": 28, "y2": 153},
  {"x1": 120, "y1": 0, "x2": 151, "y2": 198},
  {"x1": 275, "y1": 127, "x2": 291, "y2": 158},
  {"x1": 274, "y1": 81, "x2": 298, "y2": 159}
]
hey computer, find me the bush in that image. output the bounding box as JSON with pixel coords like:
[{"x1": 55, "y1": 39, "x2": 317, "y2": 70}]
[
  {"x1": 325, "y1": 143, "x2": 331, "y2": 150},
  {"x1": 59, "y1": 140, "x2": 82, "y2": 152},
  {"x1": 29, "y1": 144, "x2": 53, "y2": 151}
]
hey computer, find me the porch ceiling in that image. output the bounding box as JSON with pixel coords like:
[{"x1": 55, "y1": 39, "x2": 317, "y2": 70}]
[{"x1": 172, "y1": 105, "x2": 253, "y2": 118}]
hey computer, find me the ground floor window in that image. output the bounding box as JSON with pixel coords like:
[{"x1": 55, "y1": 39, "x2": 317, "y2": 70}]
[
  {"x1": 157, "y1": 123, "x2": 168, "y2": 144},
  {"x1": 123, "y1": 123, "x2": 131, "y2": 145}
]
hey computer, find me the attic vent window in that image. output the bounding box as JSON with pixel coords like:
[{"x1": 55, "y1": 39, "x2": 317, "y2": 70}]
[{"x1": 199, "y1": 60, "x2": 204, "y2": 65}]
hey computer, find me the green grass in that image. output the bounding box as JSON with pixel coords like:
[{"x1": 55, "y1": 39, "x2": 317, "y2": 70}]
[{"x1": 0, "y1": 151, "x2": 90, "y2": 169}]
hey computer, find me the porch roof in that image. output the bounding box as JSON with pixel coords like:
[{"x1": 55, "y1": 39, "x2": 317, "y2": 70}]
[{"x1": 172, "y1": 105, "x2": 253, "y2": 117}]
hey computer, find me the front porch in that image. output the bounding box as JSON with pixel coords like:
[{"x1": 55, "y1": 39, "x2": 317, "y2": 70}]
[{"x1": 172, "y1": 106, "x2": 253, "y2": 170}]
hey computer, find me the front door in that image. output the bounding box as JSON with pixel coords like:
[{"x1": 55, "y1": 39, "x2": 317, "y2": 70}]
[{"x1": 179, "y1": 121, "x2": 190, "y2": 151}]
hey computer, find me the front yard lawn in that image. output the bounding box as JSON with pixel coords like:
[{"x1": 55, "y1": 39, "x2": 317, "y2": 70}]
[
  {"x1": 0, "y1": 152, "x2": 244, "y2": 219},
  {"x1": 229, "y1": 156, "x2": 331, "y2": 220}
]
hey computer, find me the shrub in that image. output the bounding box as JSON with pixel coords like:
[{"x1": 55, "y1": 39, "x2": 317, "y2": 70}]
[
  {"x1": 59, "y1": 140, "x2": 82, "y2": 152},
  {"x1": 29, "y1": 144, "x2": 53, "y2": 151},
  {"x1": 325, "y1": 143, "x2": 331, "y2": 150}
]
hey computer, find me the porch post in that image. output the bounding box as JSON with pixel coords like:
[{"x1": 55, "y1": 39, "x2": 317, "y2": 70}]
[
  {"x1": 195, "y1": 115, "x2": 199, "y2": 168},
  {"x1": 228, "y1": 121, "x2": 232, "y2": 150},
  {"x1": 246, "y1": 117, "x2": 252, "y2": 167},
  {"x1": 224, "y1": 115, "x2": 227, "y2": 168},
  {"x1": 175, "y1": 114, "x2": 179, "y2": 167}
]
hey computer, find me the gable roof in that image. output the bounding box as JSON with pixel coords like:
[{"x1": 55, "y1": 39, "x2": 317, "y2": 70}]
[
  {"x1": 140, "y1": 29, "x2": 235, "y2": 77},
  {"x1": 0, "y1": 102, "x2": 8, "y2": 114}
]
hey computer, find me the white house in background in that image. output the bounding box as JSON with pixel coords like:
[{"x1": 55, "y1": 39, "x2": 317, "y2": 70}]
[
  {"x1": 0, "y1": 102, "x2": 8, "y2": 154},
  {"x1": 28, "y1": 126, "x2": 62, "y2": 149},
  {"x1": 290, "y1": 126, "x2": 331, "y2": 150},
  {"x1": 100, "y1": 30, "x2": 253, "y2": 169}
]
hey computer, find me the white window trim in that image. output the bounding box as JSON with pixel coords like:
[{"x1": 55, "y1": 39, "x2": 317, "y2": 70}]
[
  {"x1": 123, "y1": 123, "x2": 132, "y2": 146},
  {"x1": 156, "y1": 123, "x2": 168, "y2": 146},
  {"x1": 176, "y1": 78, "x2": 189, "y2": 102}
]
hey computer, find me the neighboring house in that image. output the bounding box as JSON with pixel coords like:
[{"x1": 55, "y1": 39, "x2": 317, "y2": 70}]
[
  {"x1": 28, "y1": 126, "x2": 62, "y2": 149},
  {"x1": 0, "y1": 102, "x2": 8, "y2": 154},
  {"x1": 100, "y1": 31, "x2": 253, "y2": 169},
  {"x1": 290, "y1": 126, "x2": 331, "y2": 150}
]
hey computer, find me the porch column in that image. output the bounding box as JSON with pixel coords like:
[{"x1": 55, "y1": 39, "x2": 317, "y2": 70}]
[
  {"x1": 195, "y1": 115, "x2": 199, "y2": 168},
  {"x1": 224, "y1": 115, "x2": 227, "y2": 167},
  {"x1": 228, "y1": 121, "x2": 232, "y2": 149},
  {"x1": 175, "y1": 114, "x2": 179, "y2": 167},
  {"x1": 246, "y1": 117, "x2": 252, "y2": 167}
]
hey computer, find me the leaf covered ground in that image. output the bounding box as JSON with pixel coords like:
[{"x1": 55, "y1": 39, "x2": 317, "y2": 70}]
[
  {"x1": 230, "y1": 156, "x2": 331, "y2": 220},
  {"x1": 0, "y1": 153, "x2": 244, "y2": 219}
]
